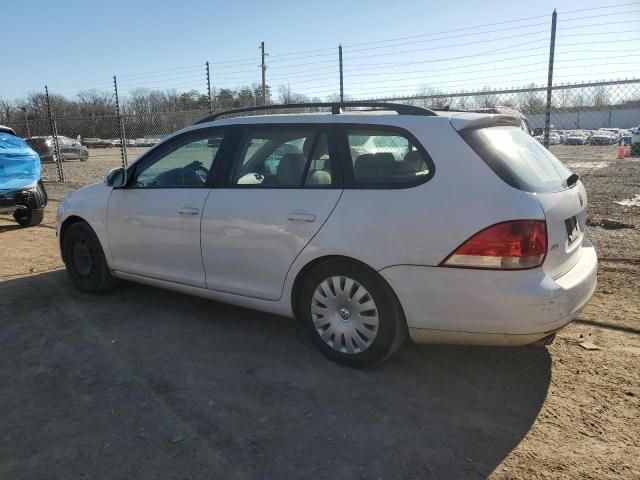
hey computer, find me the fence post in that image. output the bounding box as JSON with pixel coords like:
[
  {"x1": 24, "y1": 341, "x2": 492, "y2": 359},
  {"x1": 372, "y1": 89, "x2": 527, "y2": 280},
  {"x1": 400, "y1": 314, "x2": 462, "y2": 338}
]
[
  {"x1": 260, "y1": 41, "x2": 267, "y2": 106},
  {"x1": 113, "y1": 75, "x2": 128, "y2": 167},
  {"x1": 206, "y1": 61, "x2": 213, "y2": 113},
  {"x1": 44, "y1": 86, "x2": 65, "y2": 182},
  {"x1": 339, "y1": 44, "x2": 344, "y2": 102},
  {"x1": 543, "y1": 9, "x2": 557, "y2": 148},
  {"x1": 21, "y1": 107, "x2": 31, "y2": 137}
]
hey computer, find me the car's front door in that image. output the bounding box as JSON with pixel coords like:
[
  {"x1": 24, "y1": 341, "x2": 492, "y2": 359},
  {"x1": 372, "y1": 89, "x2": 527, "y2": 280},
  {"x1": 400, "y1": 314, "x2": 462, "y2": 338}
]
[
  {"x1": 201, "y1": 125, "x2": 342, "y2": 300},
  {"x1": 106, "y1": 129, "x2": 227, "y2": 287}
]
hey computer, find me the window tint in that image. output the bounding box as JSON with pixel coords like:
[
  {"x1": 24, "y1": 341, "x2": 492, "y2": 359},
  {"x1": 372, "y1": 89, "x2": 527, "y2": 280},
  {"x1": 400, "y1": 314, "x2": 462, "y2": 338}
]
[
  {"x1": 347, "y1": 129, "x2": 430, "y2": 186},
  {"x1": 133, "y1": 133, "x2": 223, "y2": 188},
  {"x1": 461, "y1": 126, "x2": 573, "y2": 193},
  {"x1": 232, "y1": 128, "x2": 333, "y2": 187}
]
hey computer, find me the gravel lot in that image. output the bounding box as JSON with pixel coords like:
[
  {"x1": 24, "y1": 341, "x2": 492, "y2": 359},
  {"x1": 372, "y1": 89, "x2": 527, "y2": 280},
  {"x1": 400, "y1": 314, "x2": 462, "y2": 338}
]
[{"x1": 2, "y1": 145, "x2": 638, "y2": 479}]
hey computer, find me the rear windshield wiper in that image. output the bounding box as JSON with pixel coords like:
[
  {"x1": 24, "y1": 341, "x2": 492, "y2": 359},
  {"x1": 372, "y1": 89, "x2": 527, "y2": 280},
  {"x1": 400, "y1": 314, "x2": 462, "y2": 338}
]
[{"x1": 566, "y1": 173, "x2": 579, "y2": 187}]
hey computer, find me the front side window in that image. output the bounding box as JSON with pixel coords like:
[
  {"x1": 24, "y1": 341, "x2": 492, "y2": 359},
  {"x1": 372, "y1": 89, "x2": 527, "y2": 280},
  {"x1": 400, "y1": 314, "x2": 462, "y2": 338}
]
[
  {"x1": 347, "y1": 129, "x2": 430, "y2": 186},
  {"x1": 133, "y1": 132, "x2": 224, "y2": 188},
  {"x1": 232, "y1": 127, "x2": 333, "y2": 187}
]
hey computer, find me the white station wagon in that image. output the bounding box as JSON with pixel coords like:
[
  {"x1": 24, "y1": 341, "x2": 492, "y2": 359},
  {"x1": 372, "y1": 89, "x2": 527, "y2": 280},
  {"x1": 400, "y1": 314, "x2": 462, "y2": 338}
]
[{"x1": 56, "y1": 103, "x2": 598, "y2": 366}]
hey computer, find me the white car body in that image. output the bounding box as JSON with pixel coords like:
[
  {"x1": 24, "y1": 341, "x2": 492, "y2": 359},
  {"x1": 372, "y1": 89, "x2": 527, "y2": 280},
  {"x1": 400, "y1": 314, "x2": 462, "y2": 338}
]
[{"x1": 57, "y1": 107, "x2": 597, "y2": 356}]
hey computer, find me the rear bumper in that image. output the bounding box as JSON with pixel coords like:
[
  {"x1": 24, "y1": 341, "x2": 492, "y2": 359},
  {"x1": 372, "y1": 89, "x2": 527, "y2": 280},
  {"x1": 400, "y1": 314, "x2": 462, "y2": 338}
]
[
  {"x1": 379, "y1": 238, "x2": 598, "y2": 346},
  {"x1": 0, "y1": 182, "x2": 48, "y2": 214}
]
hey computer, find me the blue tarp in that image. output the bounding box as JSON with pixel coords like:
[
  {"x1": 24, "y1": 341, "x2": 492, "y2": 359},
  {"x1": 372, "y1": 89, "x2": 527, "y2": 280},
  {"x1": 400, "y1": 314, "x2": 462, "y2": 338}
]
[{"x1": 0, "y1": 132, "x2": 41, "y2": 193}]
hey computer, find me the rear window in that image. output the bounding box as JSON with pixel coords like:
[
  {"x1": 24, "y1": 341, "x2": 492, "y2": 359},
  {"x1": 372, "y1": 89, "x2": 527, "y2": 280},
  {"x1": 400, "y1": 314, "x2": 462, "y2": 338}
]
[
  {"x1": 26, "y1": 138, "x2": 49, "y2": 148},
  {"x1": 461, "y1": 126, "x2": 573, "y2": 193}
]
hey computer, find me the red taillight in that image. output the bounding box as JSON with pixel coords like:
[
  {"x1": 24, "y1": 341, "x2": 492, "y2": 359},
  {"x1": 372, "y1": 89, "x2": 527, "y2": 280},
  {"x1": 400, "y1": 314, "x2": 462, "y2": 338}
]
[{"x1": 441, "y1": 220, "x2": 547, "y2": 270}]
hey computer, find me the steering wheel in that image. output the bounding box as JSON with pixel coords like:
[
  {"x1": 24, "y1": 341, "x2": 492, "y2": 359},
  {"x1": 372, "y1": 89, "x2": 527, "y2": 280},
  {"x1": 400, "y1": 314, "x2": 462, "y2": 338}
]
[{"x1": 185, "y1": 161, "x2": 209, "y2": 182}]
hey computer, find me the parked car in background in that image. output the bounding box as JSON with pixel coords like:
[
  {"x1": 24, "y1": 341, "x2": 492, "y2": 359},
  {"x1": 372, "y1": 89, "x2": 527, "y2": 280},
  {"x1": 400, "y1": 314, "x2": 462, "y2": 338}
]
[
  {"x1": 589, "y1": 130, "x2": 618, "y2": 145},
  {"x1": 56, "y1": 102, "x2": 597, "y2": 366},
  {"x1": 631, "y1": 125, "x2": 640, "y2": 155},
  {"x1": 26, "y1": 136, "x2": 89, "y2": 162},
  {"x1": 112, "y1": 138, "x2": 138, "y2": 147},
  {"x1": 134, "y1": 138, "x2": 161, "y2": 147},
  {"x1": 0, "y1": 126, "x2": 47, "y2": 227},
  {"x1": 621, "y1": 129, "x2": 633, "y2": 146},
  {"x1": 564, "y1": 131, "x2": 590, "y2": 145},
  {"x1": 534, "y1": 132, "x2": 561, "y2": 145},
  {"x1": 82, "y1": 138, "x2": 113, "y2": 148}
]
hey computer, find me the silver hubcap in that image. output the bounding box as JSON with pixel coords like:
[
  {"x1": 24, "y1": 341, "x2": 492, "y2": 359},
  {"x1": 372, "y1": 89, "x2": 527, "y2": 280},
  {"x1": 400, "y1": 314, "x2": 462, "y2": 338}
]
[{"x1": 311, "y1": 276, "x2": 379, "y2": 354}]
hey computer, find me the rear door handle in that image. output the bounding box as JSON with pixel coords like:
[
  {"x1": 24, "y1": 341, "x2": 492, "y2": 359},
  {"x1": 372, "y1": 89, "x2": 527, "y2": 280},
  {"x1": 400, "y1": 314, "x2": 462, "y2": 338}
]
[
  {"x1": 287, "y1": 212, "x2": 316, "y2": 222},
  {"x1": 178, "y1": 207, "x2": 200, "y2": 215}
]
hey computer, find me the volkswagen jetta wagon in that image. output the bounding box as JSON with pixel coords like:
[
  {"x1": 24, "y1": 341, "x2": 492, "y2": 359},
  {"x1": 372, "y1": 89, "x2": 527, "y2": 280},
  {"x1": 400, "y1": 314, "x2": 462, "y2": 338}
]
[{"x1": 56, "y1": 102, "x2": 597, "y2": 366}]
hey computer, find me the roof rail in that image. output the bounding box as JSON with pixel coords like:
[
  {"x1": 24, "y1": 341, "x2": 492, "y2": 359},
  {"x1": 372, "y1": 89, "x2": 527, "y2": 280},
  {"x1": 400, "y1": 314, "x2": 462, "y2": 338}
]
[{"x1": 195, "y1": 102, "x2": 437, "y2": 124}]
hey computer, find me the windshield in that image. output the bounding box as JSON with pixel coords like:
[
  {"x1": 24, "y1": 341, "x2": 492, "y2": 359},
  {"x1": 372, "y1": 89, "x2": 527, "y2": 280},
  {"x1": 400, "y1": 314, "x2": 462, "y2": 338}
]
[{"x1": 461, "y1": 126, "x2": 573, "y2": 193}]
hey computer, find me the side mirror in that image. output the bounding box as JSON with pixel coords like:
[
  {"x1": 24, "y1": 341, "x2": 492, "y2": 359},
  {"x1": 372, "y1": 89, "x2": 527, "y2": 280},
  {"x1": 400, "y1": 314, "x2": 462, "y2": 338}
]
[{"x1": 105, "y1": 167, "x2": 127, "y2": 188}]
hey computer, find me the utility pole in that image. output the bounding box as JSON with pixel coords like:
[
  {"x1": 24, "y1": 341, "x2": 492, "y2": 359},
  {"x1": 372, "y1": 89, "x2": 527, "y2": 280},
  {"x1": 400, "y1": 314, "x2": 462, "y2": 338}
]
[
  {"x1": 206, "y1": 61, "x2": 213, "y2": 113},
  {"x1": 339, "y1": 44, "x2": 344, "y2": 103},
  {"x1": 260, "y1": 41, "x2": 267, "y2": 106},
  {"x1": 543, "y1": 9, "x2": 557, "y2": 149}
]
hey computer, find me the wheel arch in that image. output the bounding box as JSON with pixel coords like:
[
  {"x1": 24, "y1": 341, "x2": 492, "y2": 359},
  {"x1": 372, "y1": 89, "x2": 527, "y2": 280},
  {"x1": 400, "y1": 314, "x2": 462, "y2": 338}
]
[
  {"x1": 289, "y1": 254, "x2": 407, "y2": 325},
  {"x1": 59, "y1": 216, "x2": 97, "y2": 262}
]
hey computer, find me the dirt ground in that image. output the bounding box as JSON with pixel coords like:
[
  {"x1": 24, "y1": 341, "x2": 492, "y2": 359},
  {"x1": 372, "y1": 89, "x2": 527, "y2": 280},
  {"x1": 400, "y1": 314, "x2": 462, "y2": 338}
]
[{"x1": 3, "y1": 150, "x2": 639, "y2": 479}]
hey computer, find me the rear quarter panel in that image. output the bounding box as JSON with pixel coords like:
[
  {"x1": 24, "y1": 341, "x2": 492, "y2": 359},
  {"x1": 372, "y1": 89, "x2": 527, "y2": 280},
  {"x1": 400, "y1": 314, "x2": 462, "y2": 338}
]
[{"x1": 280, "y1": 116, "x2": 546, "y2": 311}]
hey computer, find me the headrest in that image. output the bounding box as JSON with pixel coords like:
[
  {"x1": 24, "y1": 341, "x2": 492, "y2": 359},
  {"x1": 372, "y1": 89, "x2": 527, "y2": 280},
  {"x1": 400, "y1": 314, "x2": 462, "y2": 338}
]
[{"x1": 277, "y1": 153, "x2": 307, "y2": 185}]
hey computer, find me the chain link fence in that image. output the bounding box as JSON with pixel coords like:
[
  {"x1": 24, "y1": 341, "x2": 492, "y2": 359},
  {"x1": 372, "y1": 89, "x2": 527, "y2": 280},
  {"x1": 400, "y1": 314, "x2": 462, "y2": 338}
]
[{"x1": 5, "y1": 79, "x2": 639, "y2": 260}]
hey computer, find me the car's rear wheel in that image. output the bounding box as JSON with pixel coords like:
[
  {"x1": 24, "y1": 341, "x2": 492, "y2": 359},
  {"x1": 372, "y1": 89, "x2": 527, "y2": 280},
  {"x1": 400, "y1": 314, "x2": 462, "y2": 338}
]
[
  {"x1": 80, "y1": 150, "x2": 89, "y2": 162},
  {"x1": 62, "y1": 222, "x2": 117, "y2": 293},
  {"x1": 299, "y1": 259, "x2": 406, "y2": 367},
  {"x1": 14, "y1": 208, "x2": 44, "y2": 227}
]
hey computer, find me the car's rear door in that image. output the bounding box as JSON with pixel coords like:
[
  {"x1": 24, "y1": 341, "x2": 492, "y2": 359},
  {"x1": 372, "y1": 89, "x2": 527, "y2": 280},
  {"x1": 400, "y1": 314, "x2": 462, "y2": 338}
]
[
  {"x1": 201, "y1": 124, "x2": 342, "y2": 300},
  {"x1": 106, "y1": 128, "x2": 228, "y2": 287}
]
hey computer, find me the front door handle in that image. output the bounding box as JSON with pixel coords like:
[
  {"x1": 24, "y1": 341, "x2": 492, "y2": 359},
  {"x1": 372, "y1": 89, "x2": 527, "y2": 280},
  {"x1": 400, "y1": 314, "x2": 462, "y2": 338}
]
[
  {"x1": 287, "y1": 212, "x2": 316, "y2": 222},
  {"x1": 178, "y1": 207, "x2": 200, "y2": 215}
]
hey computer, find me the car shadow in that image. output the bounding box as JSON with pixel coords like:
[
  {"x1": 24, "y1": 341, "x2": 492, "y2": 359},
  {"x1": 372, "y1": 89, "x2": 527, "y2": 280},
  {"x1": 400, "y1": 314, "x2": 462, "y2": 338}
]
[{"x1": 1, "y1": 271, "x2": 551, "y2": 480}]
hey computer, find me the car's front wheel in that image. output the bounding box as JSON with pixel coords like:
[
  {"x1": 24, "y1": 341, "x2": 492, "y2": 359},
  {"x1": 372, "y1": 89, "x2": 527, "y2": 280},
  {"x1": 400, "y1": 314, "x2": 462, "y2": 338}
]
[
  {"x1": 80, "y1": 150, "x2": 89, "y2": 162},
  {"x1": 299, "y1": 259, "x2": 407, "y2": 367},
  {"x1": 62, "y1": 222, "x2": 117, "y2": 293}
]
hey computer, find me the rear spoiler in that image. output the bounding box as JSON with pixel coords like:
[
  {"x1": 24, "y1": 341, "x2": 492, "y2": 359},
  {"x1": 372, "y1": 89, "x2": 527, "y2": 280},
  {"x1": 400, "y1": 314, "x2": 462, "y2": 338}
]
[{"x1": 452, "y1": 114, "x2": 520, "y2": 132}]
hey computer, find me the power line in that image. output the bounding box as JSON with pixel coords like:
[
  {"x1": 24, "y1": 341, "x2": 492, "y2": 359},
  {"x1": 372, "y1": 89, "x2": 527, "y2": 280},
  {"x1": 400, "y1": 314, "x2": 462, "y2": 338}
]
[
  {"x1": 559, "y1": 1, "x2": 640, "y2": 14},
  {"x1": 337, "y1": 61, "x2": 637, "y2": 91},
  {"x1": 341, "y1": 70, "x2": 639, "y2": 98},
  {"x1": 342, "y1": 13, "x2": 549, "y2": 49},
  {"x1": 118, "y1": 64, "x2": 203, "y2": 80},
  {"x1": 343, "y1": 31, "x2": 549, "y2": 60}
]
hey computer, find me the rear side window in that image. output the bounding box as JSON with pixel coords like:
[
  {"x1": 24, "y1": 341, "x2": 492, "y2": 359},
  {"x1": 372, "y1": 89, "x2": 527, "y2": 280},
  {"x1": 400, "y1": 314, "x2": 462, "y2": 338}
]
[
  {"x1": 461, "y1": 126, "x2": 573, "y2": 193},
  {"x1": 231, "y1": 127, "x2": 334, "y2": 188},
  {"x1": 346, "y1": 129, "x2": 431, "y2": 187}
]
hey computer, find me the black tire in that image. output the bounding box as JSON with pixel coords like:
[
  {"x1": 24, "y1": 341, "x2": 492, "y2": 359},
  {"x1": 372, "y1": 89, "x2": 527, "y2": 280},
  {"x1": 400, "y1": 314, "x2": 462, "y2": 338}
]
[
  {"x1": 13, "y1": 208, "x2": 44, "y2": 227},
  {"x1": 80, "y1": 150, "x2": 89, "y2": 162},
  {"x1": 62, "y1": 222, "x2": 118, "y2": 293},
  {"x1": 299, "y1": 259, "x2": 407, "y2": 367}
]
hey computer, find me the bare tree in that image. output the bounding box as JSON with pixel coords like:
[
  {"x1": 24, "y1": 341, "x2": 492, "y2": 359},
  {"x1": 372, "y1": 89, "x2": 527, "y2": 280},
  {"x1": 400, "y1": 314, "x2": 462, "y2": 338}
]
[{"x1": 593, "y1": 86, "x2": 609, "y2": 108}]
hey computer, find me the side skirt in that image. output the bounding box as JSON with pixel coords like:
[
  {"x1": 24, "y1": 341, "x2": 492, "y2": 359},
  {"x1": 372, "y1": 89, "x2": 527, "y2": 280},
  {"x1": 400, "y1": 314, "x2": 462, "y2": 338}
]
[{"x1": 112, "y1": 270, "x2": 294, "y2": 319}]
